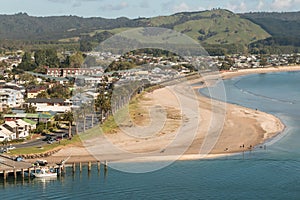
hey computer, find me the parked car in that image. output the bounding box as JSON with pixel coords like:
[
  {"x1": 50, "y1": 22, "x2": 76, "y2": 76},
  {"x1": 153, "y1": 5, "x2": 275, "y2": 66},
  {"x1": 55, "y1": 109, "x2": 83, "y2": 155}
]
[
  {"x1": 56, "y1": 136, "x2": 63, "y2": 141},
  {"x1": 43, "y1": 135, "x2": 53, "y2": 141},
  {"x1": 35, "y1": 159, "x2": 48, "y2": 166},
  {"x1": 7, "y1": 145, "x2": 16, "y2": 150},
  {"x1": 0, "y1": 147, "x2": 7, "y2": 153},
  {"x1": 14, "y1": 156, "x2": 23, "y2": 162},
  {"x1": 47, "y1": 138, "x2": 55, "y2": 144}
]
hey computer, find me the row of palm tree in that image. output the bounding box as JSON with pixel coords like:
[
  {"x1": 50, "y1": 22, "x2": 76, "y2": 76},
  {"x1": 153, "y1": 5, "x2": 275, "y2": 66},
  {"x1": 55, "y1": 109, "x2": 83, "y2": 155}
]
[{"x1": 55, "y1": 79, "x2": 146, "y2": 137}]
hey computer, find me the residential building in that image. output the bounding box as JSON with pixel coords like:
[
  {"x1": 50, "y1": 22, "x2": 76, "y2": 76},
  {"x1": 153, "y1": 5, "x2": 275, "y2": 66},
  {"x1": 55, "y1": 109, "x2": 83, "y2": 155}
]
[
  {"x1": 0, "y1": 126, "x2": 15, "y2": 142},
  {"x1": 0, "y1": 88, "x2": 24, "y2": 108},
  {"x1": 26, "y1": 86, "x2": 47, "y2": 98},
  {"x1": 26, "y1": 98, "x2": 72, "y2": 113},
  {"x1": 0, "y1": 119, "x2": 36, "y2": 141},
  {"x1": 46, "y1": 67, "x2": 103, "y2": 77}
]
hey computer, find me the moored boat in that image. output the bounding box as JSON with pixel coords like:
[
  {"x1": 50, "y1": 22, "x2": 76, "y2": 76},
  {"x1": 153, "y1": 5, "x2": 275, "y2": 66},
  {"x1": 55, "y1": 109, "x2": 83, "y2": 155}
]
[{"x1": 32, "y1": 168, "x2": 57, "y2": 178}]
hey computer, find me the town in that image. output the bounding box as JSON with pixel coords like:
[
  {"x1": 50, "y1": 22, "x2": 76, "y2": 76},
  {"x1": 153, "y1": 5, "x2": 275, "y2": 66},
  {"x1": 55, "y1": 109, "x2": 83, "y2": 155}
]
[{"x1": 0, "y1": 49, "x2": 300, "y2": 152}]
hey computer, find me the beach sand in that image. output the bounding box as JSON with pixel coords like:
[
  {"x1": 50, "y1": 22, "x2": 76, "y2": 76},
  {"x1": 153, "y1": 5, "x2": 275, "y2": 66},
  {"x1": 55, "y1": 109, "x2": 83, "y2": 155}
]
[{"x1": 43, "y1": 66, "x2": 300, "y2": 164}]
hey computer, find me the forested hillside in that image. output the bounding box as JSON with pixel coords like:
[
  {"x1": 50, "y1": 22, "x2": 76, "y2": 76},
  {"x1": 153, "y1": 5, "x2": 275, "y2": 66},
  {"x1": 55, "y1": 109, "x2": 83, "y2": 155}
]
[{"x1": 0, "y1": 10, "x2": 300, "y2": 54}]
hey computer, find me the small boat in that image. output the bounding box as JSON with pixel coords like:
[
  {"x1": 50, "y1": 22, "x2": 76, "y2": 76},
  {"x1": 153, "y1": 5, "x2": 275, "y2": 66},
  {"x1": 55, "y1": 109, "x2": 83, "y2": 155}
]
[{"x1": 32, "y1": 168, "x2": 57, "y2": 178}]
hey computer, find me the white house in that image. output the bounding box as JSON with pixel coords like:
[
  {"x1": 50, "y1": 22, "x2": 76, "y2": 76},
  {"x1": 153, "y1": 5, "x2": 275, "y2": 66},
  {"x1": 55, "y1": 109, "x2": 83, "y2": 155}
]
[
  {"x1": 0, "y1": 119, "x2": 35, "y2": 141},
  {"x1": 0, "y1": 88, "x2": 24, "y2": 108},
  {"x1": 26, "y1": 98, "x2": 72, "y2": 113},
  {"x1": 0, "y1": 126, "x2": 15, "y2": 142}
]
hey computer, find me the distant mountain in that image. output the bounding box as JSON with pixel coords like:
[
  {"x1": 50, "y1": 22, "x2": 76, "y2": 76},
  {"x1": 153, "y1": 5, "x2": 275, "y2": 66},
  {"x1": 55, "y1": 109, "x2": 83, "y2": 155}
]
[
  {"x1": 241, "y1": 12, "x2": 300, "y2": 47},
  {"x1": 0, "y1": 10, "x2": 269, "y2": 45},
  {"x1": 139, "y1": 9, "x2": 270, "y2": 46},
  {"x1": 0, "y1": 12, "x2": 145, "y2": 40},
  {"x1": 1, "y1": 9, "x2": 300, "y2": 54}
]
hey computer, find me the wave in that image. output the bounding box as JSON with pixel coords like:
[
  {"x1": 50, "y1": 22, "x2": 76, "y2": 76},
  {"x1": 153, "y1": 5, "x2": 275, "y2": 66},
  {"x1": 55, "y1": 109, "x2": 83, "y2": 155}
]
[{"x1": 233, "y1": 78, "x2": 297, "y2": 105}]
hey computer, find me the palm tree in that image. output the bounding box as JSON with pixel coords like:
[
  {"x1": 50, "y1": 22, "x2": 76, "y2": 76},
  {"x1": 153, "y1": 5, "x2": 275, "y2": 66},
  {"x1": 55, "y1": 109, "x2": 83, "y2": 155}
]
[
  {"x1": 80, "y1": 103, "x2": 92, "y2": 132},
  {"x1": 63, "y1": 111, "x2": 74, "y2": 138},
  {"x1": 72, "y1": 109, "x2": 80, "y2": 135}
]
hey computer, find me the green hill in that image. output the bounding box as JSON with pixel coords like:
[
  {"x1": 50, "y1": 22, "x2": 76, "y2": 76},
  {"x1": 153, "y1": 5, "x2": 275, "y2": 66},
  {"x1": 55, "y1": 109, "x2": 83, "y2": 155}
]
[
  {"x1": 241, "y1": 12, "x2": 300, "y2": 46},
  {"x1": 141, "y1": 9, "x2": 270, "y2": 46},
  {"x1": 0, "y1": 13, "x2": 144, "y2": 41},
  {"x1": 0, "y1": 10, "x2": 269, "y2": 45},
  {"x1": 3, "y1": 9, "x2": 300, "y2": 54}
]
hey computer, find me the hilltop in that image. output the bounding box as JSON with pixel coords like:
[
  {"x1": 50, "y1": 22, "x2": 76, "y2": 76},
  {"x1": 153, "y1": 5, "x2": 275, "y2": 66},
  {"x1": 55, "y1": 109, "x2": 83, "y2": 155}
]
[
  {"x1": 0, "y1": 9, "x2": 299, "y2": 54},
  {"x1": 241, "y1": 12, "x2": 300, "y2": 48},
  {"x1": 0, "y1": 10, "x2": 268, "y2": 49},
  {"x1": 140, "y1": 9, "x2": 270, "y2": 46}
]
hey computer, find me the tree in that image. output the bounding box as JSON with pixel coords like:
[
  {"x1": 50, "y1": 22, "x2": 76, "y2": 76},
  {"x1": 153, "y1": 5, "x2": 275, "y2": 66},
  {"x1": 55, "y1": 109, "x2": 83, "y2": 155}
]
[
  {"x1": 48, "y1": 84, "x2": 71, "y2": 99},
  {"x1": 260, "y1": 55, "x2": 268, "y2": 66},
  {"x1": 36, "y1": 90, "x2": 49, "y2": 98},
  {"x1": 34, "y1": 49, "x2": 46, "y2": 66},
  {"x1": 25, "y1": 104, "x2": 37, "y2": 113},
  {"x1": 63, "y1": 111, "x2": 74, "y2": 138},
  {"x1": 80, "y1": 40, "x2": 93, "y2": 52},
  {"x1": 69, "y1": 52, "x2": 84, "y2": 68},
  {"x1": 95, "y1": 86, "x2": 112, "y2": 123},
  {"x1": 13, "y1": 52, "x2": 36, "y2": 73},
  {"x1": 34, "y1": 49, "x2": 60, "y2": 68},
  {"x1": 45, "y1": 49, "x2": 60, "y2": 68}
]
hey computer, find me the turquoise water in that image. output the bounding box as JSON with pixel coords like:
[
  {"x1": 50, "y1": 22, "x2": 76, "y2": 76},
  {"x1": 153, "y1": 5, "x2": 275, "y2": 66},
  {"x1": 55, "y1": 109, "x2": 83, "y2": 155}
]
[{"x1": 1, "y1": 71, "x2": 300, "y2": 199}]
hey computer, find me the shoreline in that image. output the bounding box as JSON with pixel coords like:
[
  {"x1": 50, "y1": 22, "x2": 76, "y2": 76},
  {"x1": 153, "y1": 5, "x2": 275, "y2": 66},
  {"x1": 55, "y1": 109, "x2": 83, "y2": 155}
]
[
  {"x1": 221, "y1": 65, "x2": 300, "y2": 80},
  {"x1": 31, "y1": 66, "x2": 300, "y2": 165}
]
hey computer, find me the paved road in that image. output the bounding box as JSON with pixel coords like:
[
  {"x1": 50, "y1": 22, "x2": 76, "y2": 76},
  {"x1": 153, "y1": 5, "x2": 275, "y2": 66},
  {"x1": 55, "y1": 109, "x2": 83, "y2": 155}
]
[
  {"x1": 14, "y1": 138, "x2": 46, "y2": 149},
  {"x1": 5, "y1": 122, "x2": 98, "y2": 150}
]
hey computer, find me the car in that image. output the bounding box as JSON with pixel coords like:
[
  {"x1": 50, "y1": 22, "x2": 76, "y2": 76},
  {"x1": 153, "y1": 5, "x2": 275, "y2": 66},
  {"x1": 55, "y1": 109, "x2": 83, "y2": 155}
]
[
  {"x1": 7, "y1": 145, "x2": 16, "y2": 150},
  {"x1": 14, "y1": 156, "x2": 23, "y2": 162},
  {"x1": 35, "y1": 159, "x2": 48, "y2": 166},
  {"x1": 43, "y1": 135, "x2": 53, "y2": 141},
  {"x1": 47, "y1": 140, "x2": 53, "y2": 144},
  {"x1": 0, "y1": 147, "x2": 6, "y2": 153},
  {"x1": 56, "y1": 136, "x2": 63, "y2": 141}
]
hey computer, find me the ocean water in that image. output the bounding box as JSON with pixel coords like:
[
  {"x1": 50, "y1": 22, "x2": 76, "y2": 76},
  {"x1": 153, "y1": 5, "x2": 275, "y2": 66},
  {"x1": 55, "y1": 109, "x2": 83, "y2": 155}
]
[{"x1": 1, "y1": 71, "x2": 300, "y2": 200}]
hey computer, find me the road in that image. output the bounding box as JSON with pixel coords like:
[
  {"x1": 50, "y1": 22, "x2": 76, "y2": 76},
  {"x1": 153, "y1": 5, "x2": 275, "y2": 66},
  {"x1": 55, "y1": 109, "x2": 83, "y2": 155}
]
[
  {"x1": 5, "y1": 120, "x2": 99, "y2": 150},
  {"x1": 14, "y1": 138, "x2": 46, "y2": 148}
]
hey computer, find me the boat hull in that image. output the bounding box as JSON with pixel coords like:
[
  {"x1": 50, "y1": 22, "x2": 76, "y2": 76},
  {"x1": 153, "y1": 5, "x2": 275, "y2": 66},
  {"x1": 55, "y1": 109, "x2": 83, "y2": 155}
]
[{"x1": 32, "y1": 173, "x2": 58, "y2": 178}]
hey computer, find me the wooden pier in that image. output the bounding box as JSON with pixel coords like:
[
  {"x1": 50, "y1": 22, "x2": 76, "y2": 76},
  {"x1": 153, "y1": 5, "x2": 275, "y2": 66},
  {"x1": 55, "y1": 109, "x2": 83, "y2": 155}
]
[{"x1": 0, "y1": 155, "x2": 108, "y2": 180}]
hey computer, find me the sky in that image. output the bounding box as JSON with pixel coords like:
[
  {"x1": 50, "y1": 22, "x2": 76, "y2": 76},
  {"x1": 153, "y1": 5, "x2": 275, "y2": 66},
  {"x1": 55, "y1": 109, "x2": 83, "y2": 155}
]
[{"x1": 0, "y1": 0, "x2": 300, "y2": 18}]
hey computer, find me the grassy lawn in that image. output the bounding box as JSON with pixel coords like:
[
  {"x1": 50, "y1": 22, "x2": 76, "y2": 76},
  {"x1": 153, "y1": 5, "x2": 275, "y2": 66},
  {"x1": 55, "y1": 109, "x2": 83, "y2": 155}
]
[{"x1": 8, "y1": 135, "x2": 81, "y2": 155}]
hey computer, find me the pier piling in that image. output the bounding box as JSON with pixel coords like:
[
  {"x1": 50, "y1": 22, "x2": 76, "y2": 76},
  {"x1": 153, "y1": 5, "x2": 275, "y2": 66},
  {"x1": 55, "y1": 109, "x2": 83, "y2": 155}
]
[
  {"x1": 88, "y1": 162, "x2": 92, "y2": 172},
  {"x1": 72, "y1": 163, "x2": 76, "y2": 173},
  {"x1": 21, "y1": 169, "x2": 25, "y2": 178},
  {"x1": 97, "y1": 161, "x2": 101, "y2": 172},
  {"x1": 3, "y1": 170, "x2": 6, "y2": 180},
  {"x1": 104, "y1": 160, "x2": 108, "y2": 171},
  {"x1": 13, "y1": 169, "x2": 17, "y2": 179}
]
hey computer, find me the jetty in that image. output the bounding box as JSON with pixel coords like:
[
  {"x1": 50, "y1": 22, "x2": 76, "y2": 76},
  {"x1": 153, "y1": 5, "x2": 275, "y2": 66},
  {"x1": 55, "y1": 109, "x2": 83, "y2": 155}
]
[
  {"x1": 0, "y1": 155, "x2": 108, "y2": 180},
  {"x1": 0, "y1": 155, "x2": 62, "y2": 180}
]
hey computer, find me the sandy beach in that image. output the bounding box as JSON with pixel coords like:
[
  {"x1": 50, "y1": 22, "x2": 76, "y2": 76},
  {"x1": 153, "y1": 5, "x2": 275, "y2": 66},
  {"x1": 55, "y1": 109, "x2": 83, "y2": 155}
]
[{"x1": 42, "y1": 66, "x2": 300, "y2": 164}]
